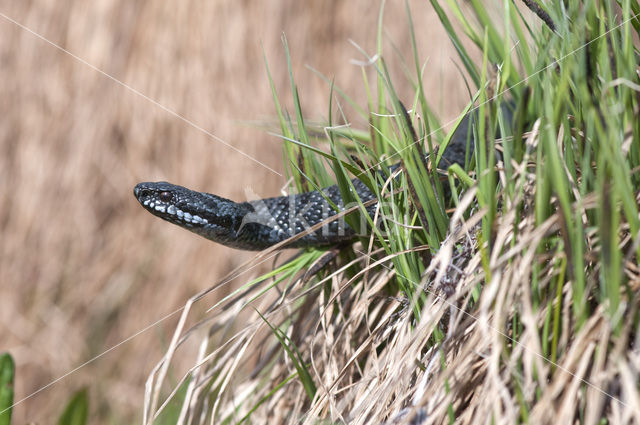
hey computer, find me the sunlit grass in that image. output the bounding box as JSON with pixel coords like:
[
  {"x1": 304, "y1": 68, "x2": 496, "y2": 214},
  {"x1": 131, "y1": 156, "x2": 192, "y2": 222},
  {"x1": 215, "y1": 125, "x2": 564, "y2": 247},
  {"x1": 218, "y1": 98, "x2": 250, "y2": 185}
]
[{"x1": 144, "y1": 1, "x2": 640, "y2": 423}]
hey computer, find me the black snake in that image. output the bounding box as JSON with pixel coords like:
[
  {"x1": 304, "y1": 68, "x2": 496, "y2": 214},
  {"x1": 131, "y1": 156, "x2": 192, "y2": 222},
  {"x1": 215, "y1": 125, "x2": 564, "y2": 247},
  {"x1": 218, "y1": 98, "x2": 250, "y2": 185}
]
[{"x1": 134, "y1": 105, "x2": 512, "y2": 250}]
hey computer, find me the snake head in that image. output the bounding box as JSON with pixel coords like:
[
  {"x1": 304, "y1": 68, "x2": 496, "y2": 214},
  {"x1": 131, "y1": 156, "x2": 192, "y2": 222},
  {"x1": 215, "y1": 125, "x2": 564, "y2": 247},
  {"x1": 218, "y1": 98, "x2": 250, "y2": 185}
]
[
  {"x1": 134, "y1": 181, "x2": 214, "y2": 228},
  {"x1": 133, "y1": 181, "x2": 247, "y2": 241}
]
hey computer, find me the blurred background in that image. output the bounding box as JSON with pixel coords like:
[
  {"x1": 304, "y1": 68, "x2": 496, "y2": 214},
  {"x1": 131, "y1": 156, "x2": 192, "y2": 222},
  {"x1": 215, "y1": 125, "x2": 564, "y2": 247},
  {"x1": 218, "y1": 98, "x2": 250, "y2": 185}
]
[{"x1": 0, "y1": 1, "x2": 484, "y2": 422}]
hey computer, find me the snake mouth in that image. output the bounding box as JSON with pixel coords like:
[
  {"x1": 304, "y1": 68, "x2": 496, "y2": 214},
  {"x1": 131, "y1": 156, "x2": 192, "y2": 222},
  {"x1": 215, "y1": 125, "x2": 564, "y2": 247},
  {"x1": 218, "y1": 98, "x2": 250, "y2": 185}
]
[{"x1": 134, "y1": 182, "x2": 211, "y2": 228}]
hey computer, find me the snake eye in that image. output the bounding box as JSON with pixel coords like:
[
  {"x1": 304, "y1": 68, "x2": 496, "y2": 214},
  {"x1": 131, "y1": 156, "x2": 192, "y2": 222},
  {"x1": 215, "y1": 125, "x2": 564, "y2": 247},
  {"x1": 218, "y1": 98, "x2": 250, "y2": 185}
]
[{"x1": 158, "y1": 191, "x2": 173, "y2": 202}]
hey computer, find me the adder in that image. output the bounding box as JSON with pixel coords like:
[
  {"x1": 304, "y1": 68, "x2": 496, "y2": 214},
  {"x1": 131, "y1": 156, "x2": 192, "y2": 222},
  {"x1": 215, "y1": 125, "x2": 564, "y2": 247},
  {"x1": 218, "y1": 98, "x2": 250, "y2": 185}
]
[{"x1": 134, "y1": 104, "x2": 513, "y2": 250}]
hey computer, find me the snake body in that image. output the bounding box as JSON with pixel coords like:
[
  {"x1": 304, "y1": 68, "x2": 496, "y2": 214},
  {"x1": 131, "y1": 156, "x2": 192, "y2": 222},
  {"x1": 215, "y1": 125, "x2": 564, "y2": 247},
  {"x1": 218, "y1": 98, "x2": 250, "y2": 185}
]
[
  {"x1": 134, "y1": 105, "x2": 512, "y2": 250},
  {"x1": 134, "y1": 176, "x2": 378, "y2": 250}
]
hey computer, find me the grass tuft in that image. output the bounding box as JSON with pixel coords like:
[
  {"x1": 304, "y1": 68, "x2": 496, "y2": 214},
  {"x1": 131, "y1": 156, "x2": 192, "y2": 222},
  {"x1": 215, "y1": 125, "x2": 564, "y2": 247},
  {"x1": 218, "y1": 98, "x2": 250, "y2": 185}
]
[{"x1": 143, "y1": 1, "x2": 640, "y2": 423}]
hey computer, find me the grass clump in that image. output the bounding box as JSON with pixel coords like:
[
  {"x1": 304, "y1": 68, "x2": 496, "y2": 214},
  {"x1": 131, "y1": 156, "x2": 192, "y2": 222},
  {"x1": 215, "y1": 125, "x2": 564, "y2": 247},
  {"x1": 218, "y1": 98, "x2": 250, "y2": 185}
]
[{"x1": 143, "y1": 1, "x2": 640, "y2": 423}]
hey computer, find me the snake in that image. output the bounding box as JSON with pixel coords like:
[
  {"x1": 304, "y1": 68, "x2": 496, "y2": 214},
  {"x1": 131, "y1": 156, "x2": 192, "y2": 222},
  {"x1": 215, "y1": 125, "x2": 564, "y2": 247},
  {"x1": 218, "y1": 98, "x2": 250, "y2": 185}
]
[{"x1": 134, "y1": 105, "x2": 512, "y2": 250}]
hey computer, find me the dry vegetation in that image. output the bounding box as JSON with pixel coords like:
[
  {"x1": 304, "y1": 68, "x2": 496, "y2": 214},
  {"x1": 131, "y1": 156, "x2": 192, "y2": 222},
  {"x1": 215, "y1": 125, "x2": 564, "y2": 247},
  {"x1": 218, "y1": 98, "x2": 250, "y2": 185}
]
[
  {"x1": 3, "y1": 1, "x2": 639, "y2": 424},
  {"x1": 0, "y1": 1, "x2": 474, "y2": 423},
  {"x1": 145, "y1": 134, "x2": 640, "y2": 424},
  {"x1": 136, "y1": 1, "x2": 640, "y2": 424}
]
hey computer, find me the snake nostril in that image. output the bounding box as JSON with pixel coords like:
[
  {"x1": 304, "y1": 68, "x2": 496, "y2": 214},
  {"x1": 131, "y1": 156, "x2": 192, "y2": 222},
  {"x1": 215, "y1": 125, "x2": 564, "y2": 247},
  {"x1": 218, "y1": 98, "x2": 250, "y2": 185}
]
[{"x1": 135, "y1": 188, "x2": 151, "y2": 199}]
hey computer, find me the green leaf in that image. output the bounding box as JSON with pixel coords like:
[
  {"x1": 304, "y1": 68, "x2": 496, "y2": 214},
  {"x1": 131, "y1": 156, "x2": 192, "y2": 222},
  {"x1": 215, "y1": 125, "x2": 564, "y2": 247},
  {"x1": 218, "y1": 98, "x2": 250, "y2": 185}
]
[
  {"x1": 57, "y1": 388, "x2": 88, "y2": 425},
  {"x1": 0, "y1": 353, "x2": 15, "y2": 425}
]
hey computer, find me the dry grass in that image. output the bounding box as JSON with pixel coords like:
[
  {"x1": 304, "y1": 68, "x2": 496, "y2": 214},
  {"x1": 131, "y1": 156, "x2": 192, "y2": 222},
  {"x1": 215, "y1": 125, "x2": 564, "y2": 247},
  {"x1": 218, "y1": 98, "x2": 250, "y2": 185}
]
[
  {"x1": 0, "y1": 1, "x2": 474, "y2": 423},
  {"x1": 145, "y1": 127, "x2": 640, "y2": 424},
  {"x1": 6, "y1": 1, "x2": 635, "y2": 423}
]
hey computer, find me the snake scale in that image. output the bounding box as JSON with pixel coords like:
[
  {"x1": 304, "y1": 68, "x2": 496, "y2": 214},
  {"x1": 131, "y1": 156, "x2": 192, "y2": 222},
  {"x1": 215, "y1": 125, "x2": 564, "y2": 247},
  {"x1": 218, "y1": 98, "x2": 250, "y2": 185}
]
[{"x1": 134, "y1": 105, "x2": 513, "y2": 250}]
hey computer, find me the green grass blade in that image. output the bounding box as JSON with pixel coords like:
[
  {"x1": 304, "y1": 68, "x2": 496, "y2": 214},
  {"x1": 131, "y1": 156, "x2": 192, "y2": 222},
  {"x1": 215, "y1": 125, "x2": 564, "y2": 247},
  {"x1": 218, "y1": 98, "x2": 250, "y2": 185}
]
[
  {"x1": 256, "y1": 311, "x2": 316, "y2": 402},
  {"x1": 0, "y1": 353, "x2": 14, "y2": 425},
  {"x1": 57, "y1": 388, "x2": 88, "y2": 425}
]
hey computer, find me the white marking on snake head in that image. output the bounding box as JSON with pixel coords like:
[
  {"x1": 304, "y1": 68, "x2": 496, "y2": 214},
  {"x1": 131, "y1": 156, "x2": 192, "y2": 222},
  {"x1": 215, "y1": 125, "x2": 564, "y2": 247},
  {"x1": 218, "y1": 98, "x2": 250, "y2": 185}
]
[
  {"x1": 192, "y1": 215, "x2": 207, "y2": 224},
  {"x1": 167, "y1": 205, "x2": 177, "y2": 215}
]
